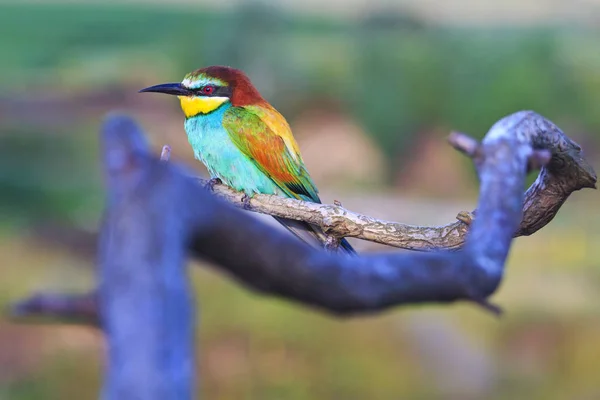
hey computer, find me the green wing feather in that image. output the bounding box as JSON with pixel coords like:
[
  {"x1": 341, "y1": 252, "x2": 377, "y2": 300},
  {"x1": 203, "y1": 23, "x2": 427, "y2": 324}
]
[{"x1": 222, "y1": 106, "x2": 320, "y2": 203}]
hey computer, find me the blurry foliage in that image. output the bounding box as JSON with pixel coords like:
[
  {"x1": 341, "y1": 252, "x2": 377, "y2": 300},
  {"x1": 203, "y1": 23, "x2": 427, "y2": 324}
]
[
  {"x1": 1, "y1": 0, "x2": 599, "y2": 228},
  {"x1": 0, "y1": 125, "x2": 100, "y2": 230},
  {"x1": 2, "y1": 3, "x2": 600, "y2": 151}
]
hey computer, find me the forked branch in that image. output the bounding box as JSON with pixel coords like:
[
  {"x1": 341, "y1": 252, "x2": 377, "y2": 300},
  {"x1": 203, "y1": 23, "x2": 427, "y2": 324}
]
[{"x1": 182, "y1": 111, "x2": 595, "y2": 250}]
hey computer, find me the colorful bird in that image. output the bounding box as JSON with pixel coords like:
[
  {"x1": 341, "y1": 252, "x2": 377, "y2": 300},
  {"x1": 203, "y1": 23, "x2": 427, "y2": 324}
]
[{"x1": 140, "y1": 66, "x2": 356, "y2": 255}]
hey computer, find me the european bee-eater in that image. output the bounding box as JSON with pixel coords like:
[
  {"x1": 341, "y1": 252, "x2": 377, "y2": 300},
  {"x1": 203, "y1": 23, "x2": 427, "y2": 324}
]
[{"x1": 140, "y1": 66, "x2": 356, "y2": 255}]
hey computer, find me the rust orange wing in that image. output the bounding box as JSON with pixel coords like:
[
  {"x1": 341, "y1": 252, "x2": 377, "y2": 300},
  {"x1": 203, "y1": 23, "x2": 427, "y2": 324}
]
[{"x1": 222, "y1": 104, "x2": 320, "y2": 202}]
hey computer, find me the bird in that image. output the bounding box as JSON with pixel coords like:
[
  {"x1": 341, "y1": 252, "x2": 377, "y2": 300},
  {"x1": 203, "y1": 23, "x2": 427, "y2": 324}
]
[{"x1": 139, "y1": 65, "x2": 356, "y2": 255}]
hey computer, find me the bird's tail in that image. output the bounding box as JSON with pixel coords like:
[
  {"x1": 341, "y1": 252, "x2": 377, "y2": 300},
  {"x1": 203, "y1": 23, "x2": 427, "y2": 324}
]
[{"x1": 273, "y1": 217, "x2": 357, "y2": 256}]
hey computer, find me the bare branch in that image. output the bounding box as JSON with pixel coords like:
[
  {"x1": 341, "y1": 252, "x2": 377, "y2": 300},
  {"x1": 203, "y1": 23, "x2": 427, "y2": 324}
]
[
  {"x1": 10, "y1": 292, "x2": 98, "y2": 326},
  {"x1": 160, "y1": 145, "x2": 171, "y2": 162},
  {"x1": 194, "y1": 111, "x2": 595, "y2": 250},
  {"x1": 448, "y1": 131, "x2": 481, "y2": 159},
  {"x1": 200, "y1": 182, "x2": 470, "y2": 250},
  {"x1": 512, "y1": 112, "x2": 597, "y2": 235}
]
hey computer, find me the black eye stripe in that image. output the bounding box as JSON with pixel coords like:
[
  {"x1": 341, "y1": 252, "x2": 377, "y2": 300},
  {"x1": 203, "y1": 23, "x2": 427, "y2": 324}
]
[{"x1": 195, "y1": 86, "x2": 233, "y2": 97}]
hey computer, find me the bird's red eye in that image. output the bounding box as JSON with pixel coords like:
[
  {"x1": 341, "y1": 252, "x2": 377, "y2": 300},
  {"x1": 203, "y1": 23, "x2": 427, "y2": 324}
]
[{"x1": 201, "y1": 85, "x2": 215, "y2": 95}]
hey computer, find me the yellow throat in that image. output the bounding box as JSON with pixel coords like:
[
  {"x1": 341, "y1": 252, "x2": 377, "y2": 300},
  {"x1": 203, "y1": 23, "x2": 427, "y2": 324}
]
[{"x1": 178, "y1": 96, "x2": 229, "y2": 117}]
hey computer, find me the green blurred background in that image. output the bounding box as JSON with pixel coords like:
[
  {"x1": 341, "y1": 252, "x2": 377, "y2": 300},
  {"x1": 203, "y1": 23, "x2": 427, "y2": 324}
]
[{"x1": 0, "y1": 1, "x2": 599, "y2": 399}]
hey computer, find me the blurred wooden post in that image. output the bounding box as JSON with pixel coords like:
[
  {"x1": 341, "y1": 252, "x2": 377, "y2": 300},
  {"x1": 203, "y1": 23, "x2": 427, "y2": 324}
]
[{"x1": 98, "y1": 115, "x2": 194, "y2": 400}]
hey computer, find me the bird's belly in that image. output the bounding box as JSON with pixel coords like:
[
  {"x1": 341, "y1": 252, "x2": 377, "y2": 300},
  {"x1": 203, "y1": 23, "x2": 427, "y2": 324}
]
[{"x1": 184, "y1": 117, "x2": 280, "y2": 196}]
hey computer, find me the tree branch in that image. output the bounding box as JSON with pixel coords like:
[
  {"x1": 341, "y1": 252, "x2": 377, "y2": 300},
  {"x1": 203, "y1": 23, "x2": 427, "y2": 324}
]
[
  {"x1": 10, "y1": 292, "x2": 98, "y2": 326},
  {"x1": 191, "y1": 111, "x2": 595, "y2": 250}
]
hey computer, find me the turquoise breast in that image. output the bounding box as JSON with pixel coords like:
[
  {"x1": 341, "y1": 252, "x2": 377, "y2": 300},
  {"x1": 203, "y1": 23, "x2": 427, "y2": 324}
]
[{"x1": 184, "y1": 104, "x2": 281, "y2": 196}]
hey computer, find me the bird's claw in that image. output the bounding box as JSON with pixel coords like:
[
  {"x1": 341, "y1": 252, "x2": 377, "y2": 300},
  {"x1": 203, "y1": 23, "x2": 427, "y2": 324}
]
[
  {"x1": 205, "y1": 177, "x2": 222, "y2": 192},
  {"x1": 325, "y1": 235, "x2": 341, "y2": 251},
  {"x1": 241, "y1": 193, "x2": 252, "y2": 210},
  {"x1": 456, "y1": 210, "x2": 476, "y2": 225}
]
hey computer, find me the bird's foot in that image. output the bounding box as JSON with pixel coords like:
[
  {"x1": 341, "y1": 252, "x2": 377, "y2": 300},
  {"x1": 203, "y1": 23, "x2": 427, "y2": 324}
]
[
  {"x1": 325, "y1": 235, "x2": 341, "y2": 251},
  {"x1": 159, "y1": 145, "x2": 171, "y2": 162},
  {"x1": 241, "y1": 193, "x2": 253, "y2": 210},
  {"x1": 456, "y1": 210, "x2": 476, "y2": 225},
  {"x1": 205, "y1": 177, "x2": 222, "y2": 192}
]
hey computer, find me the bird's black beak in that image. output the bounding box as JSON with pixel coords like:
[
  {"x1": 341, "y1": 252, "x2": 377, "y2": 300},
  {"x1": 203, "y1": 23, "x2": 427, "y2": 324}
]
[{"x1": 139, "y1": 82, "x2": 191, "y2": 96}]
